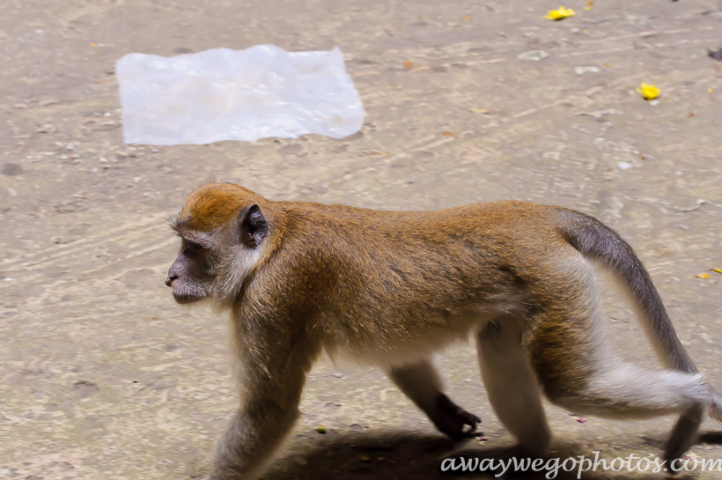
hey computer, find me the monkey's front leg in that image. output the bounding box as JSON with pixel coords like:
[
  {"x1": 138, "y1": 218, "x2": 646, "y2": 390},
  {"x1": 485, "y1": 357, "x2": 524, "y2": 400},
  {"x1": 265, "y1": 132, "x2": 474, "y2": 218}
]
[
  {"x1": 207, "y1": 397, "x2": 301, "y2": 480},
  {"x1": 206, "y1": 330, "x2": 316, "y2": 480}
]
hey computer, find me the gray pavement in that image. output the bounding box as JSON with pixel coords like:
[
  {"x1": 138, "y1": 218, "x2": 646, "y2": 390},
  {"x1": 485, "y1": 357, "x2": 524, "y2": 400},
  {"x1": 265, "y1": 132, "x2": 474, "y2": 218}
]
[{"x1": 1, "y1": 0, "x2": 722, "y2": 478}]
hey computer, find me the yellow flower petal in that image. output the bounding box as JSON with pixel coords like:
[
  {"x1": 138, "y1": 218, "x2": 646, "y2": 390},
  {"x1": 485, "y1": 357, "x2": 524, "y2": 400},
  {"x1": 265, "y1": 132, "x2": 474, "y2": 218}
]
[
  {"x1": 696, "y1": 273, "x2": 711, "y2": 279},
  {"x1": 637, "y1": 83, "x2": 660, "y2": 100},
  {"x1": 544, "y1": 6, "x2": 575, "y2": 20},
  {"x1": 711, "y1": 268, "x2": 722, "y2": 274}
]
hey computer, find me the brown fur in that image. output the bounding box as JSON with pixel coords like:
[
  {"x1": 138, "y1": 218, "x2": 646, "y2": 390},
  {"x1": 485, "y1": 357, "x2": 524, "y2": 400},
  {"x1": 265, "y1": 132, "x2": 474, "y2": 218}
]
[
  {"x1": 166, "y1": 183, "x2": 720, "y2": 479},
  {"x1": 178, "y1": 183, "x2": 268, "y2": 232}
]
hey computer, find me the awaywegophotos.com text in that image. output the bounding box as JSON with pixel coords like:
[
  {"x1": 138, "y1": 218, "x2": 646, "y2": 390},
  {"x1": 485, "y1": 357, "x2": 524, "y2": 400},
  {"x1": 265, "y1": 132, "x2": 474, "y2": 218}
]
[{"x1": 440, "y1": 452, "x2": 722, "y2": 478}]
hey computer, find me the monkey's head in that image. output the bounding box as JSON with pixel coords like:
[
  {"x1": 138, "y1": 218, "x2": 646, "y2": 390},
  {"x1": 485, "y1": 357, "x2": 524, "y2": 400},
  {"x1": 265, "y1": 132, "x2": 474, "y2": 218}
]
[{"x1": 166, "y1": 183, "x2": 269, "y2": 305}]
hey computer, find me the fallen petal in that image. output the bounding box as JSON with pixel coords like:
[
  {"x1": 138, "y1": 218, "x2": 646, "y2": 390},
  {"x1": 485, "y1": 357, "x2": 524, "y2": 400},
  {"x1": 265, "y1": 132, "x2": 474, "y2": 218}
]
[
  {"x1": 637, "y1": 82, "x2": 660, "y2": 100},
  {"x1": 544, "y1": 6, "x2": 576, "y2": 20}
]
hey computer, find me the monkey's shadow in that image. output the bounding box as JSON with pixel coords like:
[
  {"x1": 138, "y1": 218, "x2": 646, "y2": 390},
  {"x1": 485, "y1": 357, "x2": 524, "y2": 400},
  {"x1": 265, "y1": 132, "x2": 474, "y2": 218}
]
[{"x1": 264, "y1": 431, "x2": 698, "y2": 480}]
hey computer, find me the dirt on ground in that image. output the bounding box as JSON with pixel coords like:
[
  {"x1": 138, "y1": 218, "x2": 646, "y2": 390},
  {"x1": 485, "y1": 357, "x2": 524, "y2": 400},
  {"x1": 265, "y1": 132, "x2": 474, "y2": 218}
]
[{"x1": 1, "y1": 0, "x2": 722, "y2": 479}]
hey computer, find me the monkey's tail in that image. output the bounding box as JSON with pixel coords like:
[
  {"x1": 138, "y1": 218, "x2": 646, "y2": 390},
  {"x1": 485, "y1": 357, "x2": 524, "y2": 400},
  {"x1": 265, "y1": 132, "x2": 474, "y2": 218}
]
[{"x1": 556, "y1": 209, "x2": 722, "y2": 422}]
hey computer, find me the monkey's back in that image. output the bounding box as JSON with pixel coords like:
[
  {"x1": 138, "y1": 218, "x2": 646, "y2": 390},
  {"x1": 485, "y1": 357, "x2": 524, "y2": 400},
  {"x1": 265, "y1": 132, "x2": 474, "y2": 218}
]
[{"x1": 262, "y1": 200, "x2": 577, "y2": 364}]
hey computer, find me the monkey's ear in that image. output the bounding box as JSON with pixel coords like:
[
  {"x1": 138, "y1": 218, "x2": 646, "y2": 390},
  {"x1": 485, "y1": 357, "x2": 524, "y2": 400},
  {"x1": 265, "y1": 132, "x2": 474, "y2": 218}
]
[{"x1": 239, "y1": 204, "x2": 269, "y2": 248}]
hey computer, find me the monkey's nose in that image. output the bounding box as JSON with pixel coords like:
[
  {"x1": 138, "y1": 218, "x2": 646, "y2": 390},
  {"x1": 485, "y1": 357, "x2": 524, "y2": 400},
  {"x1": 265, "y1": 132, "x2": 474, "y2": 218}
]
[{"x1": 165, "y1": 274, "x2": 177, "y2": 287}]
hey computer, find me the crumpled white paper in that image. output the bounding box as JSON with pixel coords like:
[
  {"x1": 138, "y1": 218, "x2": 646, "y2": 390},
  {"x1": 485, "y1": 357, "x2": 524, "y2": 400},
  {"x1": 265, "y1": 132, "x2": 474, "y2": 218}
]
[{"x1": 116, "y1": 45, "x2": 365, "y2": 145}]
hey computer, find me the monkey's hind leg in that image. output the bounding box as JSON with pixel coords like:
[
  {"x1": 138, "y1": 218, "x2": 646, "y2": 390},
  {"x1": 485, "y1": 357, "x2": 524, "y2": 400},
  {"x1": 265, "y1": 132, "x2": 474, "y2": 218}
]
[
  {"x1": 530, "y1": 309, "x2": 711, "y2": 474},
  {"x1": 547, "y1": 362, "x2": 709, "y2": 472},
  {"x1": 476, "y1": 319, "x2": 552, "y2": 458},
  {"x1": 389, "y1": 359, "x2": 481, "y2": 440}
]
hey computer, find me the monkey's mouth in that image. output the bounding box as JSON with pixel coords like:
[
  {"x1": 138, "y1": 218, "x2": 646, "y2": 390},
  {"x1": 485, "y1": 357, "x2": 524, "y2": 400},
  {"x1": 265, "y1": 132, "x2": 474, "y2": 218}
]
[
  {"x1": 171, "y1": 287, "x2": 206, "y2": 304},
  {"x1": 172, "y1": 291, "x2": 205, "y2": 304}
]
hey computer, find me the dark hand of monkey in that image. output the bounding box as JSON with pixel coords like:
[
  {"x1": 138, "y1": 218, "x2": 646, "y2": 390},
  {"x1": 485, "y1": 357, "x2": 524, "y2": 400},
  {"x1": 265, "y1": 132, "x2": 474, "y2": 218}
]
[{"x1": 433, "y1": 394, "x2": 482, "y2": 440}]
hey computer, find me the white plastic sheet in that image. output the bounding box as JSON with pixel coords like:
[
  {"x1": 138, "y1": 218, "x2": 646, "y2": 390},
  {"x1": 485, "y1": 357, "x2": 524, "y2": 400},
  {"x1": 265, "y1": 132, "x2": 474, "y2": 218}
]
[{"x1": 116, "y1": 45, "x2": 365, "y2": 145}]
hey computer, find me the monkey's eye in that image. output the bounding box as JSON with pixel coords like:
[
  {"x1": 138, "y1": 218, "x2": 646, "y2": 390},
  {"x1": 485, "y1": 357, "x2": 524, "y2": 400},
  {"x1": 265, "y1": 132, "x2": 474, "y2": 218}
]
[{"x1": 189, "y1": 242, "x2": 203, "y2": 251}]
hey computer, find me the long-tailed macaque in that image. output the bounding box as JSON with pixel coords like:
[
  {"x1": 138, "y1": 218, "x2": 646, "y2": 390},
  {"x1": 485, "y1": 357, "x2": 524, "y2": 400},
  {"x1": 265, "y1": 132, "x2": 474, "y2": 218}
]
[{"x1": 166, "y1": 183, "x2": 722, "y2": 478}]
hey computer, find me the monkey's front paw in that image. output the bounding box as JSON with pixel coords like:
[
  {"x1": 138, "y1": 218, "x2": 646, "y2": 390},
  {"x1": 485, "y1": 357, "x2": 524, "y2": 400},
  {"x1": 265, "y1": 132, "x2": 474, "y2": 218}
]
[{"x1": 433, "y1": 394, "x2": 482, "y2": 440}]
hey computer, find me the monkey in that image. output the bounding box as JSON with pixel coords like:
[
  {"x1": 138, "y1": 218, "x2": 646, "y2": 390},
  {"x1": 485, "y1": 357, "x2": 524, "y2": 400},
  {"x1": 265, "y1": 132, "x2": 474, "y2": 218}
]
[{"x1": 166, "y1": 182, "x2": 722, "y2": 479}]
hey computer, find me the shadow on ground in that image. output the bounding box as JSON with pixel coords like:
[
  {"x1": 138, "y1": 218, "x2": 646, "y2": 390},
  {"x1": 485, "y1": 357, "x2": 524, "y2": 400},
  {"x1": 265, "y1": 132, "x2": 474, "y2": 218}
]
[{"x1": 263, "y1": 430, "x2": 704, "y2": 480}]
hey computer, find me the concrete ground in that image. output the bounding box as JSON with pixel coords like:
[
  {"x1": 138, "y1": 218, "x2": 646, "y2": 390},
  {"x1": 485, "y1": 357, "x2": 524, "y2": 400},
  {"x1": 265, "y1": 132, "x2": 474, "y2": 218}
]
[{"x1": 2, "y1": 0, "x2": 722, "y2": 478}]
